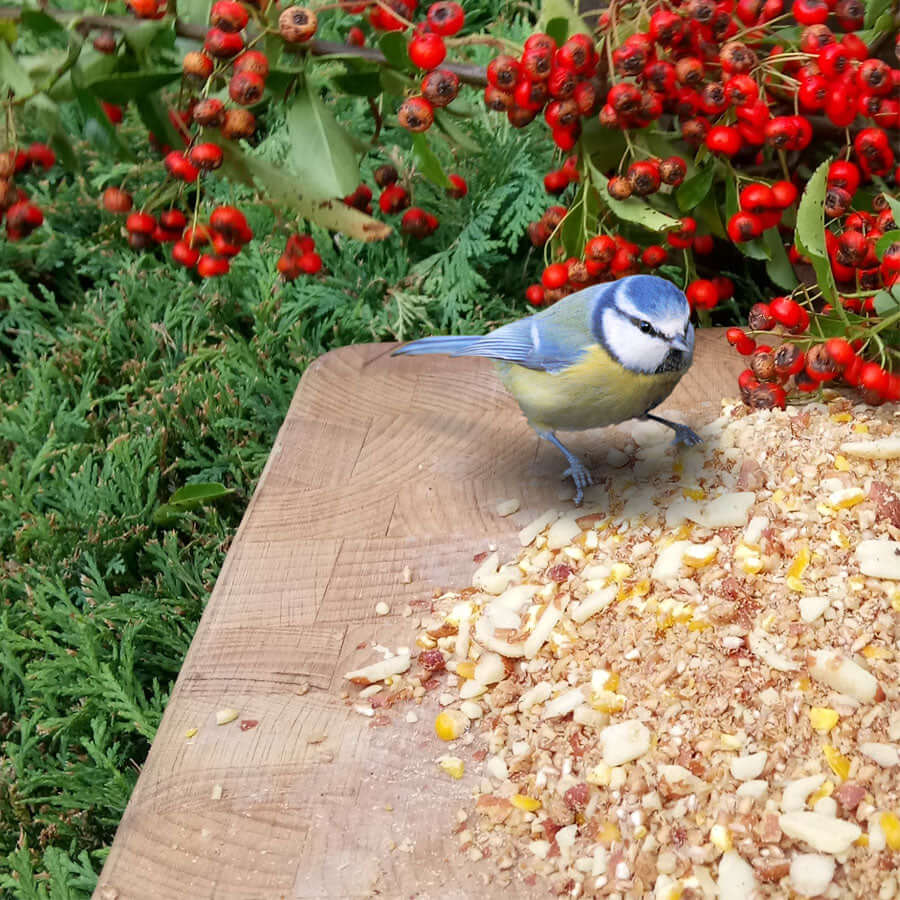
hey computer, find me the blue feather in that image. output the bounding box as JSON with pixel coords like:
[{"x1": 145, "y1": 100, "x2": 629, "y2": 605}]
[{"x1": 391, "y1": 335, "x2": 481, "y2": 356}]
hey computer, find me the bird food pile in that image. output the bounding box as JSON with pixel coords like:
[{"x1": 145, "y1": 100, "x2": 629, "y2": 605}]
[{"x1": 345, "y1": 398, "x2": 900, "y2": 899}]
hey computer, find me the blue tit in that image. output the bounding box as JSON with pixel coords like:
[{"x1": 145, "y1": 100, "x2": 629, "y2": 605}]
[{"x1": 392, "y1": 274, "x2": 699, "y2": 504}]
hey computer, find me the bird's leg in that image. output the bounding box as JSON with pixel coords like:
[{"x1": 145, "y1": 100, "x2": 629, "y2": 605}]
[
  {"x1": 537, "y1": 430, "x2": 593, "y2": 506},
  {"x1": 642, "y1": 412, "x2": 702, "y2": 447}
]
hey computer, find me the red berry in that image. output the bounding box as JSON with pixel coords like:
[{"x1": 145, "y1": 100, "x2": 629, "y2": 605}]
[
  {"x1": 543, "y1": 170, "x2": 569, "y2": 194},
  {"x1": 525, "y1": 284, "x2": 545, "y2": 306},
  {"x1": 102, "y1": 187, "x2": 133, "y2": 213},
  {"x1": 164, "y1": 151, "x2": 199, "y2": 183},
  {"x1": 298, "y1": 251, "x2": 323, "y2": 274},
  {"x1": 693, "y1": 234, "x2": 714, "y2": 254},
  {"x1": 446, "y1": 174, "x2": 467, "y2": 198},
  {"x1": 685, "y1": 279, "x2": 719, "y2": 310},
  {"x1": 197, "y1": 254, "x2": 230, "y2": 277},
  {"x1": 641, "y1": 245, "x2": 667, "y2": 268},
  {"x1": 189, "y1": 142, "x2": 224, "y2": 170},
  {"x1": 27, "y1": 142, "x2": 55, "y2": 169},
  {"x1": 769, "y1": 296, "x2": 802, "y2": 328},
  {"x1": 727, "y1": 211, "x2": 763, "y2": 243},
  {"x1": 159, "y1": 209, "x2": 187, "y2": 231},
  {"x1": 859, "y1": 362, "x2": 889, "y2": 394},
  {"x1": 126, "y1": 212, "x2": 156, "y2": 235},
  {"x1": 379, "y1": 184, "x2": 410, "y2": 214},
  {"x1": 210, "y1": 0, "x2": 249, "y2": 32},
  {"x1": 739, "y1": 183, "x2": 776, "y2": 214},
  {"x1": 347, "y1": 26, "x2": 365, "y2": 46},
  {"x1": 706, "y1": 125, "x2": 742, "y2": 156},
  {"x1": 229, "y1": 70, "x2": 265, "y2": 105},
  {"x1": 408, "y1": 32, "x2": 447, "y2": 70},
  {"x1": 102, "y1": 101, "x2": 124, "y2": 124},
  {"x1": 172, "y1": 240, "x2": 200, "y2": 267},
  {"x1": 210, "y1": 205, "x2": 249, "y2": 242},
  {"x1": 771, "y1": 180, "x2": 798, "y2": 209},
  {"x1": 397, "y1": 95, "x2": 434, "y2": 132},
  {"x1": 727, "y1": 327, "x2": 757, "y2": 356},
  {"x1": 204, "y1": 27, "x2": 244, "y2": 58},
  {"x1": 486, "y1": 55, "x2": 521, "y2": 91},
  {"x1": 824, "y1": 337, "x2": 855, "y2": 366},
  {"x1": 427, "y1": 1, "x2": 464, "y2": 35},
  {"x1": 234, "y1": 50, "x2": 270, "y2": 79},
  {"x1": 541, "y1": 263, "x2": 568, "y2": 289}
]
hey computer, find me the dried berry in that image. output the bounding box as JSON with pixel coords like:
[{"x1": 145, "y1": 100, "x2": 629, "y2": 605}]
[{"x1": 279, "y1": 6, "x2": 318, "y2": 43}]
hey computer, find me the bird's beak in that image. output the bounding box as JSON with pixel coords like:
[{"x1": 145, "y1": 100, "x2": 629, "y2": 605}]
[{"x1": 670, "y1": 336, "x2": 690, "y2": 353}]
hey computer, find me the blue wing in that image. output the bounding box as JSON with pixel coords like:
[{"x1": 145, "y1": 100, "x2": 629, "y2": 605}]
[{"x1": 392, "y1": 282, "x2": 615, "y2": 374}]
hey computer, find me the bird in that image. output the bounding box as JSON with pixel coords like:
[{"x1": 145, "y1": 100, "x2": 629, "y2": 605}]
[{"x1": 392, "y1": 274, "x2": 700, "y2": 504}]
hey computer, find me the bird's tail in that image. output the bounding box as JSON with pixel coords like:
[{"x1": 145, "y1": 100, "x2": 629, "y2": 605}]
[{"x1": 391, "y1": 335, "x2": 482, "y2": 357}]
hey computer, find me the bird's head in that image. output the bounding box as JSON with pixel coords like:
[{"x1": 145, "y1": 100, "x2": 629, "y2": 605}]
[{"x1": 592, "y1": 275, "x2": 694, "y2": 375}]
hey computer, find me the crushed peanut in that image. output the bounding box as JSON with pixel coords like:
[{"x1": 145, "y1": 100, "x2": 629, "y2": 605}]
[{"x1": 343, "y1": 400, "x2": 900, "y2": 897}]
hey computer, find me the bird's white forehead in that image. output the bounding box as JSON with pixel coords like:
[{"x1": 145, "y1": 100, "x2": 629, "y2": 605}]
[{"x1": 613, "y1": 280, "x2": 688, "y2": 337}]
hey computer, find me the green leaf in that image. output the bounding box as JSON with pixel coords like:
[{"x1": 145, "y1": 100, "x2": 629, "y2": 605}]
[
  {"x1": 676, "y1": 164, "x2": 715, "y2": 213},
  {"x1": 0, "y1": 19, "x2": 16, "y2": 45},
  {"x1": 86, "y1": 68, "x2": 182, "y2": 103},
  {"x1": 883, "y1": 194, "x2": 900, "y2": 230},
  {"x1": 795, "y1": 158, "x2": 837, "y2": 302},
  {"x1": 169, "y1": 482, "x2": 233, "y2": 505},
  {"x1": 378, "y1": 32, "x2": 410, "y2": 70},
  {"x1": 411, "y1": 132, "x2": 452, "y2": 189},
  {"x1": 286, "y1": 80, "x2": 360, "y2": 199},
  {"x1": 379, "y1": 66, "x2": 412, "y2": 97},
  {"x1": 25, "y1": 94, "x2": 79, "y2": 170},
  {"x1": 219, "y1": 141, "x2": 391, "y2": 241},
  {"x1": 124, "y1": 18, "x2": 176, "y2": 54},
  {"x1": 763, "y1": 228, "x2": 798, "y2": 290},
  {"x1": 71, "y1": 66, "x2": 135, "y2": 161},
  {"x1": 735, "y1": 235, "x2": 771, "y2": 260},
  {"x1": 592, "y1": 164, "x2": 680, "y2": 232},
  {"x1": 864, "y1": 0, "x2": 893, "y2": 28},
  {"x1": 20, "y1": 9, "x2": 66, "y2": 35},
  {"x1": 876, "y1": 229, "x2": 900, "y2": 260},
  {"x1": 873, "y1": 286, "x2": 900, "y2": 316},
  {"x1": 432, "y1": 108, "x2": 481, "y2": 153},
  {"x1": 134, "y1": 92, "x2": 184, "y2": 149},
  {"x1": 178, "y1": 0, "x2": 212, "y2": 24},
  {"x1": 539, "y1": 0, "x2": 590, "y2": 36},
  {"x1": 331, "y1": 70, "x2": 382, "y2": 97},
  {"x1": 545, "y1": 16, "x2": 570, "y2": 45},
  {"x1": 0, "y1": 40, "x2": 35, "y2": 96}
]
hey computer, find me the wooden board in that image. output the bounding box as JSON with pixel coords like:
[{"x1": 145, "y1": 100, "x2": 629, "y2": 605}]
[{"x1": 97, "y1": 330, "x2": 745, "y2": 900}]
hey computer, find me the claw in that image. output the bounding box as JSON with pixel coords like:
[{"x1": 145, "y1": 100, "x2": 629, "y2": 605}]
[
  {"x1": 642, "y1": 413, "x2": 703, "y2": 449},
  {"x1": 538, "y1": 430, "x2": 593, "y2": 506}
]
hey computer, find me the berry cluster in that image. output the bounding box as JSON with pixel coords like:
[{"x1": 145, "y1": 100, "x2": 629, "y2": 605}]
[
  {"x1": 277, "y1": 234, "x2": 323, "y2": 280},
  {"x1": 0, "y1": 143, "x2": 53, "y2": 242},
  {"x1": 343, "y1": 164, "x2": 466, "y2": 239},
  {"x1": 727, "y1": 294, "x2": 900, "y2": 408},
  {"x1": 727, "y1": 179, "x2": 798, "y2": 243},
  {"x1": 822, "y1": 166, "x2": 897, "y2": 293}
]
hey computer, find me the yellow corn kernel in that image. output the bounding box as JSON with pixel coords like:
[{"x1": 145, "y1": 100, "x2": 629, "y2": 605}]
[
  {"x1": 185, "y1": 727, "x2": 198, "y2": 739},
  {"x1": 891, "y1": 592, "x2": 900, "y2": 613},
  {"x1": 710, "y1": 824, "x2": 732, "y2": 852},
  {"x1": 795, "y1": 676, "x2": 811, "y2": 692},
  {"x1": 688, "y1": 619, "x2": 711, "y2": 631},
  {"x1": 862, "y1": 644, "x2": 890, "y2": 660},
  {"x1": 742, "y1": 556, "x2": 764, "y2": 575},
  {"x1": 682, "y1": 486, "x2": 705, "y2": 501},
  {"x1": 604, "y1": 671, "x2": 620, "y2": 692},
  {"x1": 788, "y1": 545, "x2": 810, "y2": 580},
  {"x1": 824, "y1": 744, "x2": 851, "y2": 781},
  {"x1": 828, "y1": 487, "x2": 866, "y2": 510},
  {"x1": 672, "y1": 459, "x2": 684, "y2": 475},
  {"x1": 720, "y1": 733, "x2": 742, "y2": 750},
  {"x1": 591, "y1": 690, "x2": 626, "y2": 713},
  {"x1": 830, "y1": 529, "x2": 850, "y2": 549},
  {"x1": 771, "y1": 489, "x2": 786, "y2": 508},
  {"x1": 684, "y1": 543, "x2": 717, "y2": 567},
  {"x1": 833, "y1": 454, "x2": 851, "y2": 471},
  {"x1": 659, "y1": 886, "x2": 683, "y2": 900},
  {"x1": 455, "y1": 661, "x2": 476, "y2": 679},
  {"x1": 786, "y1": 576, "x2": 804, "y2": 592},
  {"x1": 610, "y1": 563, "x2": 633, "y2": 583},
  {"x1": 830, "y1": 413, "x2": 852, "y2": 423},
  {"x1": 809, "y1": 780, "x2": 834, "y2": 807},
  {"x1": 416, "y1": 634, "x2": 437, "y2": 649},
  {"x1": 809, "y1": 707, "x2": 839, "y2": 733},
  {"x1": 434, "y1": 710, "x2": 468, "y2": 741},
  {"x1": 880, "y1": 813, "x2": 900, "y2": 851},
  {"x1": 597, "y1": 821, "x2": 621, "y2": 845},
  {"x1": 853, "y1": 423, "x2": 869, "y2": 433},
  {"x1": 855, "y1": 834, "x2": 869, "y2": 847},
  {"x1": 438, "y1": 756, "x2": 465, "y2": 779},
  {"x1": 511, "y1": 794, "x2": 541, "y2": 812}
]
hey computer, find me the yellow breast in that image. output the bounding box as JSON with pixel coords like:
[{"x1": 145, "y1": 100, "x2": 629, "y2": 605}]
[{"x1": 495, "y1": 344, "x2": 684, "y2": 433}]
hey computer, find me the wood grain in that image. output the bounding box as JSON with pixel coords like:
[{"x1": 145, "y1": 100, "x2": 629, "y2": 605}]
[{"x1": 97, "y1": 331, "x2": 745, "y2": 899}]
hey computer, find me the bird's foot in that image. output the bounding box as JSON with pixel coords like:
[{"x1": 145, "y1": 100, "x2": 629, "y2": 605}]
[
  {"x1": 642, "y1": 413, "x2": 702, "y2": 448},
  {"x1": 670, "y1": 423, "x2": 702, "y2": 448},
  {"x1": 561, "y1": 460, "x2": 593, "y2": 506}
]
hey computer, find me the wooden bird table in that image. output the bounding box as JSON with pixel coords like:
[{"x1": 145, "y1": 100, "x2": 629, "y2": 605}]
[{"x1": 97, "y1": 330, "x2": 744, "y2": 900}]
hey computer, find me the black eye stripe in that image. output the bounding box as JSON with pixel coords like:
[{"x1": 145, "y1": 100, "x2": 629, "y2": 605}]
[{"x1": 631, "y1": 316, "x2": 661, "y2": 338}]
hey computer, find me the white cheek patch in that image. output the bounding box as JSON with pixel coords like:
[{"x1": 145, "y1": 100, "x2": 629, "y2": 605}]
[{"x1": 602, "y1": 309, "x2": 669, "y2": 374}]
